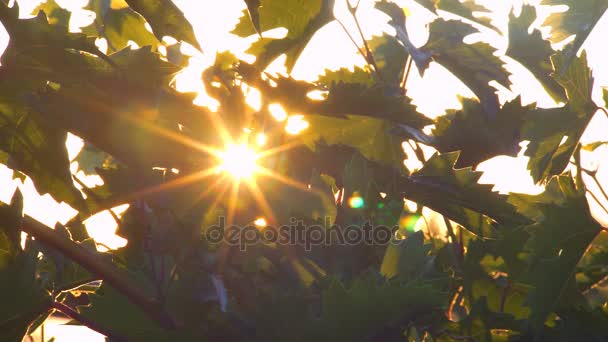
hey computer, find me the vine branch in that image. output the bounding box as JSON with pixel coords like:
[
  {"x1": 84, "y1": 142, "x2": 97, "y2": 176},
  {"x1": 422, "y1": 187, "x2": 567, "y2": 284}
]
[{"x1": 21, "y1": 215, "x2": 178, "y2": 330}]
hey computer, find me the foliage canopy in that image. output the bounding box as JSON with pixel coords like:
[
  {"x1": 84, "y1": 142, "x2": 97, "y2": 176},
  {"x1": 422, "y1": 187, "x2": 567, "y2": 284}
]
[{"x1": 1, "y1": 0, "x2": 608, "y2": 341}]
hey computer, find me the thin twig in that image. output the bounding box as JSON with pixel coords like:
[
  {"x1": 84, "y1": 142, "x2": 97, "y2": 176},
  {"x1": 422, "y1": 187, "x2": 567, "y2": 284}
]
[
  {"x1": 401, "y1": 55, "x2": 413, "y2": 95},
  {"x1": 581, "y1": 168, "x2": 608, "y2": 205},
  {"x1": 597, "y1": 107, "x2": 608, "y2": 120},
  {"x1": 335, "y1": 18, "x2": 369, "y2": 67},
  {"x1": 347, "y1": 1, "x2": 383, "y2": 81},
  {"x1": 588, "y1": 190, "x2": 608, "y2": 218},
  {"x1": 51, "y1": 301, "x2": 126, "y2": 341}
]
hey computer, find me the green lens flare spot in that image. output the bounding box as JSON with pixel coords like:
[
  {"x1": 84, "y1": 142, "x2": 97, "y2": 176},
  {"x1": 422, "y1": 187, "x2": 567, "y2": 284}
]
[
  {"x1": 399, "y1": 214, "x2": 422, "y2": 233},
  {"x1": 348, "y1": 194, "x2": 365, "y2": 209}
]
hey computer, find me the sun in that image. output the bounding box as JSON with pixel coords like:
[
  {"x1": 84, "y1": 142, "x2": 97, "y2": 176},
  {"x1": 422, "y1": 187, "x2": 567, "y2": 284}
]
[{"x1": 218, "y1": 143, "x2": 260, "y2": 179}]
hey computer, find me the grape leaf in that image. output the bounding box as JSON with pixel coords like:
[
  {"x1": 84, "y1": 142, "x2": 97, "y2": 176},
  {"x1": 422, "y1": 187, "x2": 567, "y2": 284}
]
[
  {"x1": 238, "y1": 63, "x2": 433, "y2": 128},
  {"x1": 243, "y1": 0, "x2": 262, "y2": 36},
  {"x1": 0, "y1": 253, "x2": 51, "y2": 342},
  {"x1": 316, "y1": 66, "x2": 373, "y2": 86},
  {"x1": 33, "y1": 0, "x2": 70, "y2": 27},
  {"x1": 124, "y1": 0, "x2": 201, "y2": 51},
  {"x1": 421, "y1": 19, "x2": 511, "y2": 117},
  {"x1": 412, "y1": 0, "x2": 499, "y2": 32},
  {"x1": 367, "y1": 33, "x2": 409, "y2": 85},
  {"x1": 402, "y1": 152, "x2": 528, "y2": 237},
  {"x1": 506, "y1": 5, "x2": 566, "y2": 102},
  {"x1": 232, "y1": 0, "x2": 335, "y2": 71},
  {"x1": 83, "y1": 0, "x2": 160, "y2": 52},
  {"x1": 432, "y1": 97, "x2": 533, "y2": 167},
  {"x1": 522, "y1": 51, "x2": 597, "y2": 184},
  {"x1": 514, "y1": 175, "x2": 602, "y2": 336},
  {"x1": 299, "y1": 115, "x2": 406, "y2": 168},
  {"x1": 0, "y1": 1, "x2": 112, "y2": 73},
  {"x1": 0, "y1": 102, "x2": 85, "y2": 210},
  {"x1": 380, "y1": 231, "x2": 432, "y2": 280},
  {"x1": 307, "y1": 275, "x2": 447, "y2": 341},
  {"x1": 541, "y1": 0, "x2": 608, "y2": 61}
]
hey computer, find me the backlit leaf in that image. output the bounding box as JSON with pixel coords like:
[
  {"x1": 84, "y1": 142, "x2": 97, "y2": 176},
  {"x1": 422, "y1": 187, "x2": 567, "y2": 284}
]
[
  {"x1": 522, "y1": 51, "x2": 597, "y2": 184},
  {"x1": 506, "y1": 5, "x2": 565, "y2": 102},
  {"x1": 232, "y1": 0, "x2": 335, "y2": 71},
  {"x1": 124, "y1": 0, "x2": 201, "y2": 50}
]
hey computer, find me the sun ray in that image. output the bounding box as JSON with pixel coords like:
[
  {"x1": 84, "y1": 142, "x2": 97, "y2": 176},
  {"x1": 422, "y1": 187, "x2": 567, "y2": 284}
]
[
  {"x1": 102, "y1": 167, "x2": 221, "y2": 207},
  {"x1": 255, "y1": 139, "x2": 302, "y2": 159},
  {"x1": 242, "y1": 180, "x2": 277, "y2": 225},
  {"x1": 255, "y1": 167, "x2": 315, "y2": 193}
]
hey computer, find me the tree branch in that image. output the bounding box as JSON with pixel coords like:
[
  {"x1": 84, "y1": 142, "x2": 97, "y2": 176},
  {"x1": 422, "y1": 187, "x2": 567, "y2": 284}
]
[
  {"x1": 21, "y1": 215, "x2": 178, "y2": 330},
  {"x1": 51, "y1": 301, "x2": 127, "y2": 341}
]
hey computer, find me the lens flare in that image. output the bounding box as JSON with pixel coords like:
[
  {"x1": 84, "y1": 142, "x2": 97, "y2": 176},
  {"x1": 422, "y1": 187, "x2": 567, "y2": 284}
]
[
  {"x1": 218, "y1": 143, "x2": 259, "y2": 179},
  {"x1": 348, "y1": 193, "x2": 365, "y2": 209},
  {"x1": 254, "y1": 217, "x2": 267, "y2": 227}
]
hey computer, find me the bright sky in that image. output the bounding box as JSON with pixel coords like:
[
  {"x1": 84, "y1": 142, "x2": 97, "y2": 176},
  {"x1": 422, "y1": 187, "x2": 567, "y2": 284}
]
[{"x1": 1, "y1": 1, "x2": 608, "y2": 340}]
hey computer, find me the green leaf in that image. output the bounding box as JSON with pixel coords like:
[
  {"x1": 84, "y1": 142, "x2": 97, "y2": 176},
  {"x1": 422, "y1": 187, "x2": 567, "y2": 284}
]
[
  {"x1": 124, "y1": 0, "x2": 201, "y2": 50},
  {"x1": 374, "y1": 1, "x2": 433, "y2": 77},
  {"x1": 0, "y1": 1, "x2": 112, "y2": 71},
  {"x1": 522, "y1": 51, "x2": 597, "y2": 184},
  {"x1": 79, "y1": 278, "x2": 167, "y2": 339},
  {"x1": 243, "y1": 0, "x2": 262, "y2": 36},
  {"x1": 433, "y1": 97, "x2": 533, "y2": 167},
  {"x1": 239, "y1": 64, "x2": 433, "y2": 128},
  {"x1": 232, "y1": 0, "x2": 335, "y2": 71},
  {"x1": 582, "y1": 141, "x2": 608, "y2": 151},
  {"x1": 0, "y1": 190, "x2": 23, "y2": 254},
  {"x1": 367, "y1": 33, "x2": 409, "y2": 85},
  {"x1": 380, "y1": 230, "x2": 432, "y2": 280},
  {"x1": 541, "y1": 0, "x2": 608, "y2": 60},
  {"x1": 412, "y1": 0, "x2": 499, "y2": 31},
  {"x1": 307, "y1": 275, "x2": 448, "y2": 341},
  {"x1": 0, "y1": 250, "x2": 52, "y2": 342},
  {"x1": 299, "y1": 114, "x2": 406, "y2": 168},
  {"x1": 83, "y1": 0, "x2": 161, "y2": 52},
  {"x1": 0, "y1": 103, "x2": 85, "y2": 210},
  {"x1": 403, "y1": 152, "x2": 527, "y2": 237},
  {"x1": 316, "y1": 66, "x2": 374, "y2": 87},
  {"x1": 420, "y1": 19, "x2": 510, "y2": 116},
  {"x1": 516, "y1": 175, "x2": 602, "y2": 336},
  {"x1": 33, "y1": 0, "x2": 70, "y2": 27},
  {"x1": 261, "y1": 169, "x2": 337, "y2": 225},
  {"x1": 506, "y1": 5, "x2": 566, "y2": 102}
]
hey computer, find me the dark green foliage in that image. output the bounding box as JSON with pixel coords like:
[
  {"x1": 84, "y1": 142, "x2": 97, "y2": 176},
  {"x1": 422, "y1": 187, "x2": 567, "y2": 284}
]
[{"x1": 0, "y1": 0, "x2": 607, "y2": 341}]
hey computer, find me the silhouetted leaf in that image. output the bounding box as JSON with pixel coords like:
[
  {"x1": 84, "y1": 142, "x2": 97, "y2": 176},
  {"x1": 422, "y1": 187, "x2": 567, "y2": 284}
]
[
  {"x1": 421, "y1": 19, "x2": 510, "y2": 116},
  {"x1": 232, "y1": 0, "x2": 335, "y2": 71},
  {"x1": 239, "y1": 63, "x2": 433, "y2": 128},
  {"x1": 33, "y1": 0, "x2": 70, "y2": 27},
  {"x1": 506, "y1": 5, "x2": 566, "y2": 102},
  {"x1": 380, "y1": 231, "x2": 431, "y2": 279},
  {"x1": 0, "y1": 102, "x2": 85, "y2": 210},
  {"x1": 299, "y1": 115, "x2": 406, "y2": 168},
  {"x1": 402, "y1": 152, "x2": 527, "y2": 237},
  {"x1": 83, "y1": 0, "x2": 160, "y2": 52},
  {"x1": 433, "y1": 97, "x2": 533, "y2": 167},
  {"x1": 243, "y1": 0, "x2": 261, "y2": 36},
  {"x1": 412, "y1": 0, "x2": 498, "y2": 31},
  {"x1": 0, "y1": 248, "x2": 51, "y2": 342},
  {"x1": 522, "y1": 51, "x2": 597, "y2": 184},
  {"x1": 125, "y1": 0, "x2": 201, "y2": 50},
  {"x1": 541, "y1": 0, "x2": 608, "y2": 64},
  {"x1": 514, "y1": 175, "x2": 602, "y2": 337}
]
